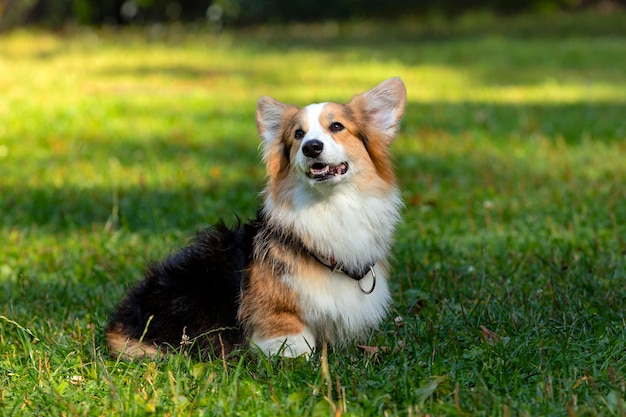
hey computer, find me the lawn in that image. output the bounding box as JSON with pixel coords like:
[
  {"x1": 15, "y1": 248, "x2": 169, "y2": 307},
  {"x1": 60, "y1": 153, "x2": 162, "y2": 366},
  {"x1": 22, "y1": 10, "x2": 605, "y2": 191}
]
[{"x1": 1, "y1": 11, "x2": 625, "y2": 416}]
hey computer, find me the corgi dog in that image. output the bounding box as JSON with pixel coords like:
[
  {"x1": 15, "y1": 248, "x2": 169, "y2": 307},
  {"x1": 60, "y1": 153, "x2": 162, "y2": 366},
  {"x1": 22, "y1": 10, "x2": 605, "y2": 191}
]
[{"x1": 106, "y1": 78, "x2": 406, "y2": 359}]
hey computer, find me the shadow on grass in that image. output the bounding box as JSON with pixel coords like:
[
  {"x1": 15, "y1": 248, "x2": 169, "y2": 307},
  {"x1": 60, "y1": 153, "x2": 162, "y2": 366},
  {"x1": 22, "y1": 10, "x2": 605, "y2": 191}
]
[
  {"x1": 1, "y1": 181, "x2": 262, "y2": 235},
  {"x1": 2, "y1": 134, "x2": 264, "y2": 233},
  {"x1": 402, "y1": 101, "x2": 626, "y2": 143},
  {"x1": 2, "y1": 100, "x2": 625, "y2": 236}
]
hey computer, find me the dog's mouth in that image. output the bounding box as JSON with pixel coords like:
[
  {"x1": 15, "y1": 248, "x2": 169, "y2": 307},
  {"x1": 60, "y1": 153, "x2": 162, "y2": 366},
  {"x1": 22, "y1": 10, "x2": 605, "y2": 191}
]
[{"x1": 306, "y1": 162, "x2": 349, "y2": 181}]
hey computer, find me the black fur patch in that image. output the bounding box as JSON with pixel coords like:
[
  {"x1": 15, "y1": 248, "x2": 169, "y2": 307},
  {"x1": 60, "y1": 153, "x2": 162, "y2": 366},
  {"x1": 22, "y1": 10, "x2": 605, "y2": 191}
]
[{"x1": 106, "y1": 219, "x2": 260, "y2": 359}]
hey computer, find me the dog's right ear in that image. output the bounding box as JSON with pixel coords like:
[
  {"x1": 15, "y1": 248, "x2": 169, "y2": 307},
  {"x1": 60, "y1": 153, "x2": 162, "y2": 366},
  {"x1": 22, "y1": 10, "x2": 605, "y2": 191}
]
[
  {"x1": 256, "y1": 97, "x2": 298, "y2": 180},
  {"x1": 256, "y1": 97, "x2": 296, "y2": 143}
]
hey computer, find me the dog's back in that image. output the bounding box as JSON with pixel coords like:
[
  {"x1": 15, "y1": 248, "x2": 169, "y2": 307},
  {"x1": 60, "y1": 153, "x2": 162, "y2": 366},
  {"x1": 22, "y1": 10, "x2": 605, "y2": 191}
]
[{"x1": 106, "y1": 221, "x2": 258, "y2": 359}]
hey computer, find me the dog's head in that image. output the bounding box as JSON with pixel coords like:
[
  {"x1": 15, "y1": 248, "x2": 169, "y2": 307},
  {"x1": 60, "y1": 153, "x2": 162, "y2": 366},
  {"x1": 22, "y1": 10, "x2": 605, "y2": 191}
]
[{"x1": 256, "y1": 78, "x2": 406, "y2": 197}]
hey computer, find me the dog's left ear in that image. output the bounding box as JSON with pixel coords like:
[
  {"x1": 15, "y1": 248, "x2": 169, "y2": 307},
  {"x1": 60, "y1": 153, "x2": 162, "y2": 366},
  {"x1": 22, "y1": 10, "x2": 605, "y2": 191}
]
[{"x1": 351, "y1": 77, "x2": 407, "y2": 143}]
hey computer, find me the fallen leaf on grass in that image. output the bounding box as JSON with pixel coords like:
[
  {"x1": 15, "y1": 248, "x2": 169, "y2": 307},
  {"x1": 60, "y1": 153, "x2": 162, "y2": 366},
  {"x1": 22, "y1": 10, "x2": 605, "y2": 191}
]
[
  {"x1": 355, "y1": 343, "x2": 390, "y2": 355},
  {"x1": 409, "y1": 299, "x2": 427, "y2": 314},
  {"x1": 480, "y1": 325, "x2": 501, "y2": 345}
]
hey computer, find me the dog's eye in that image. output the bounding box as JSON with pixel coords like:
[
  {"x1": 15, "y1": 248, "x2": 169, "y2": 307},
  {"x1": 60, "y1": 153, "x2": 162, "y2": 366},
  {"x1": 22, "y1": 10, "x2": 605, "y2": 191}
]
[
  {"x1": 294, "y1": 129, "x2": 305, "y2": 140},
  {"x1": 329, "y1": 122, "x2": 344, "y2": 133}
]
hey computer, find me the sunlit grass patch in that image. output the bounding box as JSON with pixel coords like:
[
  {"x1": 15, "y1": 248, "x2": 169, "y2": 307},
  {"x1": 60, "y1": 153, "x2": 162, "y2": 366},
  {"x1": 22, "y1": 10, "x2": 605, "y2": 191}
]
[{"x1": 1, "y1": 13, "x2": 625, "y2": 416}]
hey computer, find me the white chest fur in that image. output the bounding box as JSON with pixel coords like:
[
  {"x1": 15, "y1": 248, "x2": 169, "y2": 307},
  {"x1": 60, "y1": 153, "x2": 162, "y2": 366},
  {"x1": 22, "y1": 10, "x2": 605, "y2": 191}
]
[
  {"x1": 287, "y1": 262, "x2": 391, "y2": 345},
  {"x1": 266, "y1": 186, "x2": 402, "y2": 272}
]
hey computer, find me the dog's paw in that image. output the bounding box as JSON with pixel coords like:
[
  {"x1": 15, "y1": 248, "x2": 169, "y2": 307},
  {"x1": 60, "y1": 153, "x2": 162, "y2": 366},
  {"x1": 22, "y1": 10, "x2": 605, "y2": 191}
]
[{"x1": 252, "y1": 329, "x2": 316, "y2": 358}]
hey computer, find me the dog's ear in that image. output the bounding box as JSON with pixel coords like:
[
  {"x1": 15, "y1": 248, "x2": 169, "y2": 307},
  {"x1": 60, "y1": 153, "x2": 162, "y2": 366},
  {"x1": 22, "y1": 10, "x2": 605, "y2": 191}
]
[
  {"x1": 256, "y1": 97, "x2": 296, "y2": 143},
  {"x1": 256, "y1": 96, "x2": 298, "y2": 179},
  {"x1": 351, "y1": 77, "x2": 406, "y2": 143}
]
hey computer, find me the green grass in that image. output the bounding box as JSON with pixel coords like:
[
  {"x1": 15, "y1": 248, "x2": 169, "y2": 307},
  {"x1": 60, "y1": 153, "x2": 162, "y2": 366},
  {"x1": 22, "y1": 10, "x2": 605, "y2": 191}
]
[{"x1": 1, "y1": 12, "x2": 626, "y2": 416}]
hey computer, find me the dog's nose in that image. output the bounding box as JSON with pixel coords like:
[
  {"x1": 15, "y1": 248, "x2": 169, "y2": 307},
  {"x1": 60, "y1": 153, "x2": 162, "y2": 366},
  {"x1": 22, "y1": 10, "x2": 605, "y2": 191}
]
[{"x1": 302, "y1": 139, "x2": 324, "y2": 158}]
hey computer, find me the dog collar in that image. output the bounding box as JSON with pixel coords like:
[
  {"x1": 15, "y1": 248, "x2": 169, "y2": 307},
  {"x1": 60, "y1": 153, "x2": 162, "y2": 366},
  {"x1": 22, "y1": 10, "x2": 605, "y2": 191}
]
[
  {"x1": 256, "y1": 212, "x2": 378, "y2": 294},
  {"x1": 311, "y1": 253, "x2": 377, "y2": 295}
]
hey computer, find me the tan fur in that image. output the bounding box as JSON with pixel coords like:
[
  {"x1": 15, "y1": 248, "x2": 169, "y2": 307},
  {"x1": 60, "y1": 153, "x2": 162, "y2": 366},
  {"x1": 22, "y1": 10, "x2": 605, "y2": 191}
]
[
  {"x1": 346, "y1": 97, "x2": 397, "y2": 185},
  {"x1": 323, "y1": 102, "x2": 396, "y2": 189},
  {"x1": 106, "y1": 325, "x2": 162, "y2": 360},
  {"x1": 238, "y1": 242, "x2": 306, "y2": 340}
]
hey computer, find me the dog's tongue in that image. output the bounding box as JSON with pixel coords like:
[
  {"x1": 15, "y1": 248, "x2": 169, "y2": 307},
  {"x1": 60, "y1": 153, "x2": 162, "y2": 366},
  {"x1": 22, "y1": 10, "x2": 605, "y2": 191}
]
[
  {"x1": 332, "y1": 163, "x2": 348, "y2": 175},
  {"x1": 309, "y1": 162, "x2": 348, "y2": 179}
]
